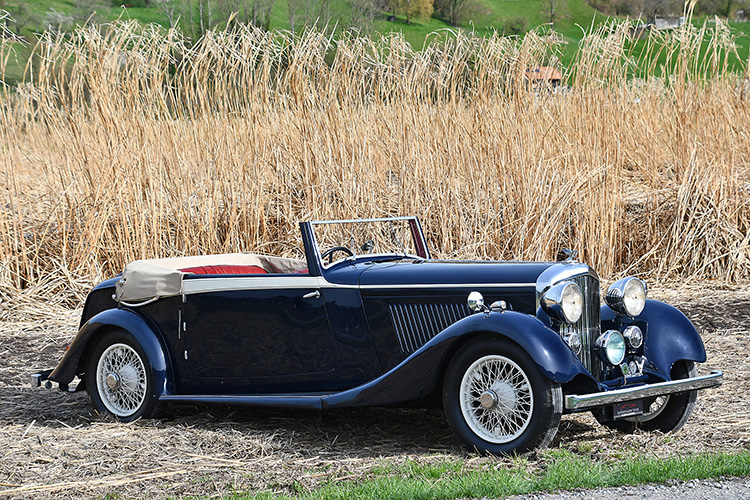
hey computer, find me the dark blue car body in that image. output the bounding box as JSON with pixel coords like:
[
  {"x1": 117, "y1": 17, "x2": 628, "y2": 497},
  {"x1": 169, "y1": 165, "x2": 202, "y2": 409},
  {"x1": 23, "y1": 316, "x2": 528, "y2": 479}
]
[{"x1": 35, "y1": 217, "x2": 722, "y2": 454}]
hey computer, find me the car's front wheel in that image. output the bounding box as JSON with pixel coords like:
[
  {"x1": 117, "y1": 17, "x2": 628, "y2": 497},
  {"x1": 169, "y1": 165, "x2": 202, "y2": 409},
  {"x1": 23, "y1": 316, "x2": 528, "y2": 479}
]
[
  {"x1": 597, "y1": 360, "x2": 697, "y2": 434},
  {"x1": 443, "y1": 338, "x2": 562, "y2": 455},
  {"x1": 86, "y1": 329, "x2": 160, "y2": 422}
]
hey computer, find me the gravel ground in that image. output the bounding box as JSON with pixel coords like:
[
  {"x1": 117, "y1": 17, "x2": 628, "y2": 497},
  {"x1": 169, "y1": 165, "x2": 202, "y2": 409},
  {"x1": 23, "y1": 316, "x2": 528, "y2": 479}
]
[
  {"x1": 510, "y1": 477, "x2": 750, "y2": 499},
  {"x1": 0, "y1": 283, "x2": 748, "y2": 498}
]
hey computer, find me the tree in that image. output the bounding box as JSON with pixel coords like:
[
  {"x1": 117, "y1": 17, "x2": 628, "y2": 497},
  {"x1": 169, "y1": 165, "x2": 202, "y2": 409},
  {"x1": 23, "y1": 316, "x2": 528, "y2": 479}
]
[
  {"x1": 349, "y1": 0, "x2": 378, "y2": 32},
  {"x1": 503, "y1": 16, "x2": 527, "y2": 35},
  {"x1": 548, "y1": 0, "x2": 558, "y2": 20},
  {"x1": 73, "y1": 0, "x2": 109, "y2": 24},
  {"x1": 389, "y1": 0, "x2": 433, "y2": 23},
  {"x1": 157, "y1": 0, "x2": 189, "y2": 27},
  {"x1": 43, "y1": 8, "x2": 74, "y2": 33},
  {"x1": 214, "y1": 0, "x2": 275, "y2": 30},
  {"x1": 286, "y1": 0, "x2": 330, "y2": 30},
  {"x1": 434, "y1": 0, "x2": 481, "y2": 25},
  {"x1": 8, "y1": 3, "x2": 42, "y2": 35}
]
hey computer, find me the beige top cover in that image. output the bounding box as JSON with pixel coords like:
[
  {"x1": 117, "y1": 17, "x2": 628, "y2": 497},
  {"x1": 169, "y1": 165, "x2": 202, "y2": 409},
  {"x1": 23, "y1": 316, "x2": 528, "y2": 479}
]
[{"x1": 114, "y1": 253, "x2": 307, "y2": 304}]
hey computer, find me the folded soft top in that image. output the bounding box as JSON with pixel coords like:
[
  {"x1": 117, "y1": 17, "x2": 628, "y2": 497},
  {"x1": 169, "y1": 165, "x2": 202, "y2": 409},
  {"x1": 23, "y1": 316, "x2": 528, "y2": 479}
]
[{"x1": 114, "y1": 253, "x2": 307, "y2": 304}]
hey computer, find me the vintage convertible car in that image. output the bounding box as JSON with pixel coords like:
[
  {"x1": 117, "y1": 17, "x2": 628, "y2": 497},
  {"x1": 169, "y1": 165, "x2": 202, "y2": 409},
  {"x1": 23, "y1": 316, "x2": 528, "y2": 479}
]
[{"x1": 33, "y1": 217, "x2": 722, "y2": 454}]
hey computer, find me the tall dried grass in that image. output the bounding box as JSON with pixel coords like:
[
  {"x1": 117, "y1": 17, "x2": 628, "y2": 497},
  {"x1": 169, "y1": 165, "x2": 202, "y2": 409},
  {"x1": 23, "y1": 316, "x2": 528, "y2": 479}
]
[{"x1": 1, "y1": 20, "x2": 749, "y2": 303}]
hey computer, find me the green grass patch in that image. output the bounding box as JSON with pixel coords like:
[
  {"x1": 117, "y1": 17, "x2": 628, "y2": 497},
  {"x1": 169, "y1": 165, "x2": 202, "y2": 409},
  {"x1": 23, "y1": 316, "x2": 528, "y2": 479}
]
[{"x1": 237, "y1": 449, "x2": 750, "y2": 500}]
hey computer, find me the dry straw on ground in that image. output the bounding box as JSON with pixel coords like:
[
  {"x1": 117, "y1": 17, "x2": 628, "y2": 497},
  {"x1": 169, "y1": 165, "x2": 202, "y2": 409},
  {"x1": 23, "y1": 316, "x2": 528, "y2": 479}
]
[
  {"x1": 0, "y1": 285, "x2": 747, "y2": 499},
  {"x1": 0, "y1": 20, "x2": 749, "y2": 302}
]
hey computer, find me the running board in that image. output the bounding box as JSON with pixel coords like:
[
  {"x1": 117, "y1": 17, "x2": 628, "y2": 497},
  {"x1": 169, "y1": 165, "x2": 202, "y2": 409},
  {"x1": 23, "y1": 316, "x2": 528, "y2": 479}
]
[{"x1": 159, "y1": 393, "x2": 333, "y2": 409}]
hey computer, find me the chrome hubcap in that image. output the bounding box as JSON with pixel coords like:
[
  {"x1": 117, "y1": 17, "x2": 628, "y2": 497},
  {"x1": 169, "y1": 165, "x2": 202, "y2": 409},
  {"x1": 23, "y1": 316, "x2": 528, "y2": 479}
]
[
  {"x1": 479, "y1": 390, "x2": 496, "y2": 409},
  {"x1": 106, "y1": 373, "x2": 120, "y2": 390}
]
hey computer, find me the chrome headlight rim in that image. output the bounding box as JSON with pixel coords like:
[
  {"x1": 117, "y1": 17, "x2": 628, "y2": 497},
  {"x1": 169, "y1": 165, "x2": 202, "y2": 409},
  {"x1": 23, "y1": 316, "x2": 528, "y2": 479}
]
[
  {"x1": 605, "y1": 277, "x2": 647, "y2": 317},
  {"x1": 541, "y1": 281, "x2": 583, "y2": 324},
  {"x1": 562, "y1": 331, "x2": 582, "y2": 355},
  {"x1": 596, "y1": 330, "x2": 626, "y2": 365},
  {"x1": 623, "y1": 325, "x2": 643, "y2": 349}
]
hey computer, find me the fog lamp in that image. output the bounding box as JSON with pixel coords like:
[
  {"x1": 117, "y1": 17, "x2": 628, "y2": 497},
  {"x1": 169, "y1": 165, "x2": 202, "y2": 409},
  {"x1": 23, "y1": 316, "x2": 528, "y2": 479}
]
[
  {"x1": 596, "y1": 330, "x2": 626, "y2": 365},
  {"x1": 623, "y1": 325, "x2": 643, "y2": 349},
  {"x1": 562, "y1": 331, "x2": 582, "y2": 355}
]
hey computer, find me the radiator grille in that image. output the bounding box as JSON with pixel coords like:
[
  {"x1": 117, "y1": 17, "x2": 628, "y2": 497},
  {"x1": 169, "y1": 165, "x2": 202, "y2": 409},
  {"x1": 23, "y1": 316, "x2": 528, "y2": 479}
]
[
  {"x1": 389, "y1": 302, "x2": 469, "y2": 354},
  {"x1": 559, "y1": 274, "x2": 602, "y2": 378}
]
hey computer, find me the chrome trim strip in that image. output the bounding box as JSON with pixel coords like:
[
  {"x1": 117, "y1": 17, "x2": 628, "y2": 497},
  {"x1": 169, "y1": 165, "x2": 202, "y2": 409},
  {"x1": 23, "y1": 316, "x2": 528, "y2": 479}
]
[
  {"x1": 564, "y1": 371, "x2": 723, "y2": 410},
  {"x1": 311, "y1": 216, "x2": 418, "y2": 224},
  {"x1": 181, "y1": 276, "x2": 535, "y2": 295},
  {"x1": 360, "y1": 283, "x2": 535, "y2": 290},
  {"x1": 182, "y1": 276, "x2": 322, "y2": 294},
  {"x1": 120, "y1": 296, "x2": 160, "y2": 308}
]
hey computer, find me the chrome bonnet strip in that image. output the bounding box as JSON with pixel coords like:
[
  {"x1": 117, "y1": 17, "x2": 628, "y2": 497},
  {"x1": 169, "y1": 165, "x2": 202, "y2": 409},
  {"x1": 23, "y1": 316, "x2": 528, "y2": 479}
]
[{"x1": 565, "y1": 371, "x2": 723, "y2": 410}]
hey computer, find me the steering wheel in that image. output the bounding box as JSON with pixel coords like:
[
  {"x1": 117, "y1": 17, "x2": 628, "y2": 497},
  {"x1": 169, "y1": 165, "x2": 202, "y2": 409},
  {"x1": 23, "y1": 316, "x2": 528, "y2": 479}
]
[{"x1": 321, "y1": 246, "x2": 354, "y2": 264}]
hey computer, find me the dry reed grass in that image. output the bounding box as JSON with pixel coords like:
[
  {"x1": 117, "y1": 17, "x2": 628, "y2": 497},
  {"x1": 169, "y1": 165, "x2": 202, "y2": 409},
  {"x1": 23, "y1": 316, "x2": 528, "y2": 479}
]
[{"x1": 0, "y1": 20, "x2": 749, "y2": 303}]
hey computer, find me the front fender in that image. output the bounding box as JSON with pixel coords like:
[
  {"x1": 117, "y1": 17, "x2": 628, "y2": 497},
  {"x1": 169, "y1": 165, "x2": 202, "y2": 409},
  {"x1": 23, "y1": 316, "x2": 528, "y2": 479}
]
[
  {"x1": 601, "y1": 299, "x2": 706, "y2": 380},
  {"x1": 323, "y1": 311, "x2": 590, "y2": 408},
  {"x1": 49, "y1": 308, "x2": 173, "y2": 397}
]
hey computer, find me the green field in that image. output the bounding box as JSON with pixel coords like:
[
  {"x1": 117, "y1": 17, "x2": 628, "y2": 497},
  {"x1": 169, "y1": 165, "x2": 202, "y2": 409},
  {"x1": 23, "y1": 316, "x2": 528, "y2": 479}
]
[{"x1": 3, "y1": 0, "x2": 749, "y2": 87}]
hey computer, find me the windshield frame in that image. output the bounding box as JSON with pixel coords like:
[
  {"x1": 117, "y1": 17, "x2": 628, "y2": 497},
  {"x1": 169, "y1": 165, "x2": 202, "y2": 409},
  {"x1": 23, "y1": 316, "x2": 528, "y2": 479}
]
[{"x1": 308, "y1": 217, "x2": 431, "y2": 270}]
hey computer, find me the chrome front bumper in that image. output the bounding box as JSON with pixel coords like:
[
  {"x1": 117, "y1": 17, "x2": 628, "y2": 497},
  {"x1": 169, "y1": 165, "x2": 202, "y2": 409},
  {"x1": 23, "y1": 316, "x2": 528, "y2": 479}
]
[{"x1": 565, "y1": 371, "x2": 723, "y2": 411}]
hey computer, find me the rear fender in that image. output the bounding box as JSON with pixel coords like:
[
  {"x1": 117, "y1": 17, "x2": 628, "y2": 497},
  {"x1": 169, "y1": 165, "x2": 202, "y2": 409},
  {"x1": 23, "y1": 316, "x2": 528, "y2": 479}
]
[
  {"x1": 49, "y1": 308, "x2": 173, "y2": 397},
  {"x1": 323, "y1": 311, "x2": 591, "y2": 408},
  {"x1": 601, "y1": 299, "x2": 706, "y2": 380}
]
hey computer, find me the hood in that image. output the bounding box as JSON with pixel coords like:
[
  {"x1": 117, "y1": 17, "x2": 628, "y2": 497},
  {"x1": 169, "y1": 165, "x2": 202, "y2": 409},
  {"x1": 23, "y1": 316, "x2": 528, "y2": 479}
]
[{"x1": 358, "y1": 259, "x2": 560, "y2": 288}]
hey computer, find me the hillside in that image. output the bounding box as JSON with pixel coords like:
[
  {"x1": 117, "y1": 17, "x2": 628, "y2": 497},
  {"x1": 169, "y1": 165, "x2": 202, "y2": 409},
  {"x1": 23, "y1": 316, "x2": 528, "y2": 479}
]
[
  {"x1": 2, "y1": 0, "x2": 749, "y2": 87},
  {"x1": 4, "y1": 0, "x2": 598, "y2": 53}
]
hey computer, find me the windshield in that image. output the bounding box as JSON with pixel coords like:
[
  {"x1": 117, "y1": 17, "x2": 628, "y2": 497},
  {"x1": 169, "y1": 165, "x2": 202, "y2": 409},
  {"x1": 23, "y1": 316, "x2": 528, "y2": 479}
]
[{"x1": 311, "y1": 217, "x2": 429, "y2": 267}]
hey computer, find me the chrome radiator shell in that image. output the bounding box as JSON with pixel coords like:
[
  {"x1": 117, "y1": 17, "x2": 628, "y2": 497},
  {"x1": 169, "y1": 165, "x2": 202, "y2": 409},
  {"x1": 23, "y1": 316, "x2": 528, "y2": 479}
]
[{"x1": 536, "y1": 264, "x2": 602, "y2": 379}]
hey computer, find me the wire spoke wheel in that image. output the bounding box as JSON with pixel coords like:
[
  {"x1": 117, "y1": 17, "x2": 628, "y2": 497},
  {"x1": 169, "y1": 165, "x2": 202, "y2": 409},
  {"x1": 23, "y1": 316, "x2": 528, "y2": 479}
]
[
  {"x1": 627, "y1": 395, "x2": 669, "y2": 423},
  {"x1": 95, "y1": 343, "x2": 147, "y2": 418},
  {"x1": 597, "y1": 361, "x2": 697, "y2": 434},
  {"x1": 459, "y1": 355, "x2": 534, "y2": 444}
]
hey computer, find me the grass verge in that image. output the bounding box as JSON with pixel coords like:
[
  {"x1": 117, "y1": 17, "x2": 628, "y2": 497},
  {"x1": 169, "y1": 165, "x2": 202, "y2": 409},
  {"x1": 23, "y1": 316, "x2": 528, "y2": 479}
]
[{"x1": 242, "y1": 450, "x2": 750, "y2": 499}]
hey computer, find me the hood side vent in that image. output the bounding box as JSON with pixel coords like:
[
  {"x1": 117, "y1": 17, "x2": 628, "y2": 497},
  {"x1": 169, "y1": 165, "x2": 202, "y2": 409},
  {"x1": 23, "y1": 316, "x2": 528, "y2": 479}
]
[{"x1": 389, "y1": 302, "x2": 469, "y2": 354}]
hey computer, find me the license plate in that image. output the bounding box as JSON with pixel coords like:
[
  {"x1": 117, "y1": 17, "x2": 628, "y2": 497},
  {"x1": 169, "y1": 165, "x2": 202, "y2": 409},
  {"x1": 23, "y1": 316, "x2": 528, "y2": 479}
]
[{"x1": 613, "y1": 399, "x2": 644, "y2": 419}]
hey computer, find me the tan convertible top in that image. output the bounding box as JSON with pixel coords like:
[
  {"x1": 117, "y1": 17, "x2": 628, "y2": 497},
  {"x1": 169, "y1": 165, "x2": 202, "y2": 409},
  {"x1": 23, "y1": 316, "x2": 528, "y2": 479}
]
[{"x1": 114, "y1": 253, "x2": 307, "y2": 304}]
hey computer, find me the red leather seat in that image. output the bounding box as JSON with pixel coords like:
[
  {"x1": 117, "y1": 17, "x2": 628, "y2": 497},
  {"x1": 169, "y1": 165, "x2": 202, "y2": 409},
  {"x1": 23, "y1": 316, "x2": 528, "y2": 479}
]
[{"x1": 180, "y1": 265, "x2": 268, "y2": 275}]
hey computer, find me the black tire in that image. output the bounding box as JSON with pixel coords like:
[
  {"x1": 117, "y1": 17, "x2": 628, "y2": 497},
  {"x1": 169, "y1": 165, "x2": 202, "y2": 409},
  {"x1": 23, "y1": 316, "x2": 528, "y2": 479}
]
[
  {"x1": 86, "y1": 329, "x2": 161, "y2": 422},
  {"x1": 443, "y1": 338, "x2": 562, "y2": 455},
  {"x1": 597, "y1": 360, "x2": 697, "y2": 434}
]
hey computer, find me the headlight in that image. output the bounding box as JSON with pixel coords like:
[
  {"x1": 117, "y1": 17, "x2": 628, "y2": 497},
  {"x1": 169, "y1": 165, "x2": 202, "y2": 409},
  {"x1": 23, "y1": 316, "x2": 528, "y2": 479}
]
[
  {"x1": 605, "y1": 277, "x2": 647, "y2": 317},
  {"x1": 540, "y1": 282, "x2": 583, "y2": 324},
  {"x1": 596, "y1": 330, "x2": 626, "y2": 365}
]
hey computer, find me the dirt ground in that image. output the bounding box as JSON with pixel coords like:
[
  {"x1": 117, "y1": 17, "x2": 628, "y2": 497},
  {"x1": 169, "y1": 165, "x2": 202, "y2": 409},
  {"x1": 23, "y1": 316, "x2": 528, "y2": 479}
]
[{"x1": 0, "y1": 284, "x2": 748, "y2": 499}]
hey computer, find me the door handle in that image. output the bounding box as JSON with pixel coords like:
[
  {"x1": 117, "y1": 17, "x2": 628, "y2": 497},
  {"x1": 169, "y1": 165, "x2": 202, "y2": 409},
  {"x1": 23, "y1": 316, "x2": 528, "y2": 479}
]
[{"x1": 303, "y1": 290, "x2": 320, "y2": 299}]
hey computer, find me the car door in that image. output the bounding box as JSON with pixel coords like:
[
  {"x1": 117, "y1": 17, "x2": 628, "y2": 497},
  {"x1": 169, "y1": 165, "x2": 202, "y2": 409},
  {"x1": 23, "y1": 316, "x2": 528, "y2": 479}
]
[{"x1": 180, "y1": 274, "x2": 340, "y2": 394}]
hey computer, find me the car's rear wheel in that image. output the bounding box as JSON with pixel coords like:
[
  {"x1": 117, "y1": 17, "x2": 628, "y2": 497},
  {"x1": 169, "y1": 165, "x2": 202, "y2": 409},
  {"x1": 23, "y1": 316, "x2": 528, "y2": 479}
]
[
  {"x1": 86, "y1": 329, "x2": 160, "y2": 422},
  {"x1": 597, "y1": 360, "x2": 697, "y2": 434},
  {"x1": 443, "y1": 338, "x2": 562, "y2": 455}
]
